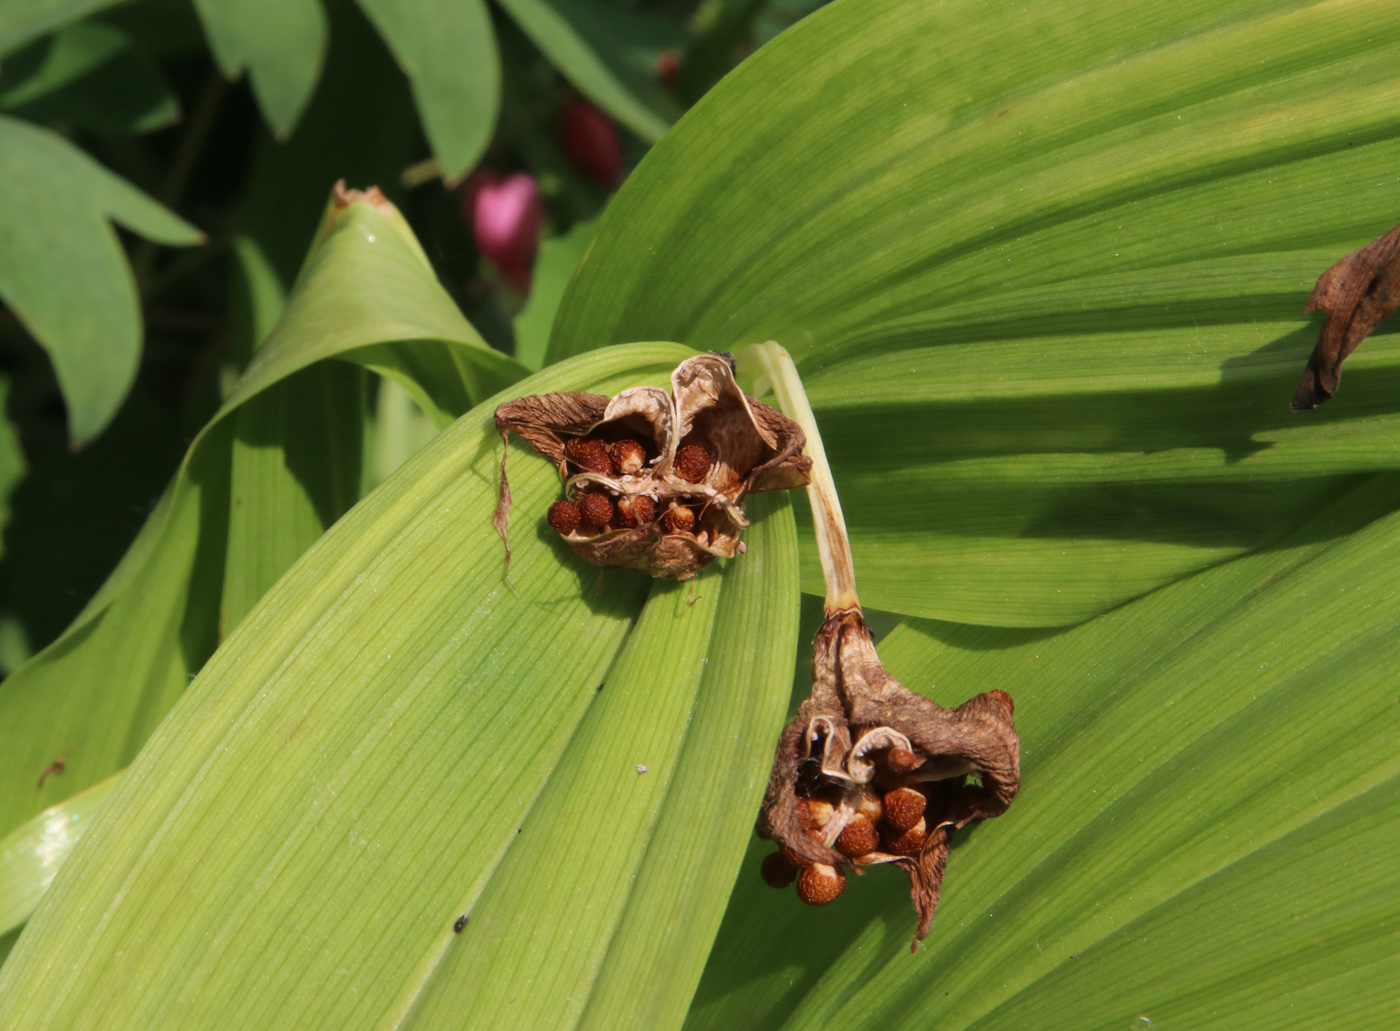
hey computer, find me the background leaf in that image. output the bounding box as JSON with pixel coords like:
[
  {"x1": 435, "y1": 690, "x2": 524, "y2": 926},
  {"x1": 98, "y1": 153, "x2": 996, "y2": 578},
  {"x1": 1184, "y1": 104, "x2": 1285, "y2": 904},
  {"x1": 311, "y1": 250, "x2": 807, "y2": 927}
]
[
  {"x1": 355, "y1": 0, "x2": 499, "y2": 182},
  {"x1": 0, "y1": 115, "x2": 201, "y2": 443},
  {"x1": 193, "y1": 0, "x2": 327, "y2": 137},
  {"x1": 496, "y1": 0, "x2": 674, "y2": 143},
  {"x1": 553, "y1": 0, "x2": 1400, "y2": 624},
  {"x1": 0, "y1": 192, "x2": 522, "y2": 844},
  {"x1": 0, "y1": 0, "x2": 126, "y2": 54}
]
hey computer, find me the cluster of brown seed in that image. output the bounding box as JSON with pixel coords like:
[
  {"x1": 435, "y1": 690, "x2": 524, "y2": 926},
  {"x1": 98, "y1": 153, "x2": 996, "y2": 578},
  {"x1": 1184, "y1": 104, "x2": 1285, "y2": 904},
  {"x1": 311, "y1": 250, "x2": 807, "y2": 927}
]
[
  {"x1": 545, "y1": 435, "x2": 713, "y2": 539},
  {"x1": 758, "y1": 696, "x2": 1012, "y2": 908}
]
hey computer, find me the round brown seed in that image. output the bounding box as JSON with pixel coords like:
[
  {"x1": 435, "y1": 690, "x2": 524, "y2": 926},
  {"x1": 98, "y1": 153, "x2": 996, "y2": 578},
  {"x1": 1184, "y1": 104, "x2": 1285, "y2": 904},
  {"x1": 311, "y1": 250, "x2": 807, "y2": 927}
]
[
  {"x1": 796, "y1": 863, "x2": 846, "y2": 906},
  {"x1": 835, "y1": 814, "x2": 880, "y2": 858},
  {"x1": 578, "y1": 492, "x2": 614, "y2": 529},
  {"x1": 883, "y1": 786, "x2": 926, "y2": 832},
  {"x1": 796, "y1": 796, "x2": 834, "y2": 831},
  {"x1": 566, "y1": 436, "x2": 614, "y2": 474},
  {"x1": 663, "y1": 501, "x2": 696, "y2": 534},
  {"x1": 610, "y1": 438, "x2": 647, "y2": 475},
  {"x1": 854, "y1": 784, "x2": 884, "y2": 823},
  {"x1": 616, "y1": 494, "x2": 655, "y2": 528},
  {"x1": 883, "y1": 817, "x2": 928, "y2": 857},
  {"x1": 988, "y1": 689, "x2": 1015, "y2": 715},
  {"x1": 885, "y1": 746, "x2": 923, "y2": 774},
  {"x1": 761, "y1": 851, "x2": 800, "y2": 889},
  {"x1": 674, "y1": 444, "x2": 711, "y2": 483},
  {"x1": 547, "y1": 499, "x2": 581, "y2": 535}
]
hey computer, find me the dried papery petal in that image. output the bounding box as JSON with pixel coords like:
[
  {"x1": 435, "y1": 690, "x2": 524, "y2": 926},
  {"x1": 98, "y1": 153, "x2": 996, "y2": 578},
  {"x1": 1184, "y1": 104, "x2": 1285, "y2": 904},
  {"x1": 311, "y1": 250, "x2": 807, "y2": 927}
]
[
  {"x1": 748, "y1": 341, "x2": 1021, "y2": 951},
  {"x1": 796, "y1": 864, "x2": 846, "y2": 906},
  {"x1": 547, "y1": 500, "x2": 581, "y2": 535}
]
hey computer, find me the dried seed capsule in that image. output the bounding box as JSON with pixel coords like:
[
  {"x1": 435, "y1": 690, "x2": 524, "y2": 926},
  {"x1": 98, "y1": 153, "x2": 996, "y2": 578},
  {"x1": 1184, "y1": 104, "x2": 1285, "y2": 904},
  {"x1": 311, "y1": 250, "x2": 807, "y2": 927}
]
[
  {"x1": 883, "y1": 786, "x2": 926, "y2": 832},
  {"x1": 547, "y1": 499, "x2": 581, "y2": 535},
  {"x1": 884, "y1": 817, "x2": 928, "y2": 857},
  {"x1": 610, "y1": 438, "x2": 647, "y2": 475},
  {"x1": 835, "y1": 814, "x2": 880, "y2": 858},
  {"x1": 616, "y1": 494, "x2": 655, "y2": 528},
  {"x1": 674, "y1": 444, "x2": 711, "y2": 483},
  {"x1": 761, "y1": 851, "x2": 800, "y2": 889},
  {"x1": 578, "y1": 492, "x2": 614, "y2": 529},
  {"x1": 663, "y1": 501, "x2": 696, "y2": 534},
  {"x1": 566, "y1": 436, "x2": 614, "y2": 474},
  {"x1": 796, "y1": 863, "x2": 846, "y2": 906}
]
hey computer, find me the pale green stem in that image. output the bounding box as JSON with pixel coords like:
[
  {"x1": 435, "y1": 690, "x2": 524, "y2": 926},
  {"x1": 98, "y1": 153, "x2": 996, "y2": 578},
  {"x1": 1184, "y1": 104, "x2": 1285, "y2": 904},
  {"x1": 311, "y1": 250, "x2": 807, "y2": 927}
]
[{"x1": 741, "y1": 342, "x2": 860, "y2": 614}]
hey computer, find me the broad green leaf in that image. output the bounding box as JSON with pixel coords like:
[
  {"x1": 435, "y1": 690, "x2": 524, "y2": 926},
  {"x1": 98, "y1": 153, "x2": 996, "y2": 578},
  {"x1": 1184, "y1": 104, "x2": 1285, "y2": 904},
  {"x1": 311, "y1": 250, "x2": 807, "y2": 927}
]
[
  {"x1": 496, "y1": 0, "x2": 672, "y2": 143},
  {"x1": 0, "y1": 22, "x2": 178, "y2": 134},
  {"x1": 369, "y1": 376, "x2": 439, "y2": 488},
  {"x1": 221, "y1": 363, "x2": 365, "y2": 635},
  {"x1": 0, "y1": 343, "x2": 736, "y2": 1030},
  {"x1": 0, "y1": 773, "x2": 117, "y2": 939},
  {"x1": 0, "y1": 191, "x2": 525, "y2": 842},
  {"x1": 355, "y1": 0, "x2": 498, "y2": 182},
  {"x1": 514, "y1": 218, "x2": 596, "y2": 371},
  {"x1": 0, "y1": 115, "x2": 201, "y2": 443},
  {"x1": 0, "y1": 0, "x2": 126, "y2": 53},
  {"x1": 193, "y1": 0, "x2": 327, "y2": 137},
  {"x1": 551, "y1": 0, "x2": 1400, "y2": 623},
  {"x1": 687, "y1": 471, "x2": 1400, "y2": 1031},
  {"x1": 404, "y1": 491, "x2": 798, "y2": 1031}
]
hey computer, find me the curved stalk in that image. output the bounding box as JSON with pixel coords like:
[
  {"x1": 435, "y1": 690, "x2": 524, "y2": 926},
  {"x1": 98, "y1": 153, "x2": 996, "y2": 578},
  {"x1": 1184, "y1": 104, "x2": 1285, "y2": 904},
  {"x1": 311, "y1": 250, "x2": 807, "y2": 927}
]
[{"x1": 741, "y1": 342, "x2": 859, "y2": 613}]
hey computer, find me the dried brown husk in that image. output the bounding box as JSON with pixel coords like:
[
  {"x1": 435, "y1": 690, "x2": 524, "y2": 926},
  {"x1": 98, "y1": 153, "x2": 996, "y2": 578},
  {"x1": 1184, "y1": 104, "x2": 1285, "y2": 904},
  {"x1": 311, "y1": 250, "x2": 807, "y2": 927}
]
[
  {"x1": 494, "y1": 353, "x2": 811, "y2": 579},
  {"x1": 1293, "y1": 221, "x2": 1400, "y2": 411},
  {"x1": 756, "y1": 607, "x2": 1020, "y2": 951}
]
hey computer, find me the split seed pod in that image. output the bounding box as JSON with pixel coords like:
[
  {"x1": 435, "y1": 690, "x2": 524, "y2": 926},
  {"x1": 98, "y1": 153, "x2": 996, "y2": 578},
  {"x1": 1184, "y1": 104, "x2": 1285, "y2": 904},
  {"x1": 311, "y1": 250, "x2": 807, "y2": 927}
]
[
  {"x1": 494, "y1": 353, "x2": 811, "y2": 579},
  {"x1": 746, "y1": 341, "x2": 1022, "y2": 953}
]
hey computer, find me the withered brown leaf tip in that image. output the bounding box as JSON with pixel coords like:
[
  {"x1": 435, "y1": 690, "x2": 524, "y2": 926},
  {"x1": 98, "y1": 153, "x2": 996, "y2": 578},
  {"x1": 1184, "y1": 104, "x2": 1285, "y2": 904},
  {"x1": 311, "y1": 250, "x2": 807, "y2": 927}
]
[
  {"x1": 1293, "y1": 221, "x2": 1400, "y2": 411},
  {"x1": 494, "y1": 353, "x2": 812, "y2": 580},
  {"x1": 757, "y1": 607, "x2": 1020, "y2": 952}
]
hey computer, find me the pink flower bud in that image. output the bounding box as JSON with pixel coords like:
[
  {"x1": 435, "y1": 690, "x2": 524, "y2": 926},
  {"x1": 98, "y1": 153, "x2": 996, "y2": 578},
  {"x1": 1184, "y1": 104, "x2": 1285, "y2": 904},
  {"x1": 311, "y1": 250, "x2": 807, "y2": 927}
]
[
  {"x1": 656, "y1": 50, "x2": 680, "y2": 90},
  {"x1": 560, "y1": 99, "x2": 623, "y2": 190},
  {"x1": 462, "y1": 170, "x2": 543, "y2": 293}
]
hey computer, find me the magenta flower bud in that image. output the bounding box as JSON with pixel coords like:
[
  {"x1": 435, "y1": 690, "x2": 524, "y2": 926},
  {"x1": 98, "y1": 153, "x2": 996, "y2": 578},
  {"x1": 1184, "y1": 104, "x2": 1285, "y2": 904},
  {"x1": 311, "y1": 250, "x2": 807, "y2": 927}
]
[
  {"x1": 560, "y1": 99, "x2": 623, "y2": 190},
  {"x1": 463, "y1": 170, "x2": 543, "y2": 293}
]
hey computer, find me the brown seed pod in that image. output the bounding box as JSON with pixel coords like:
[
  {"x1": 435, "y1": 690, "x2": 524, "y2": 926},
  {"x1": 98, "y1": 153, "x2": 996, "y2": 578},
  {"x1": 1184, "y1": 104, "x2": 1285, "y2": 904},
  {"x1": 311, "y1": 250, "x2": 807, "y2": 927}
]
[
  {"x1": 616, "y1": 494, "x2": 655, "y2": 528},
  {"x1": 835, "y1": 814, "x2": 880, "y2": 858},
  {"x1": 663, "y1": 501, "x2": 696, "y2": 534},
  {"x1": 883, "y1": 817, "x2": 928, "y2": 857},
  {"x1": 547, "y1": 499, "x2": 582, "y2": 535},
  {"x1": 610, "y1": 438, "x2": 647, "y2": 475},
  {"x1": 883, "y1": 786, "x2": 927, "y2": 832},
  {"x1": 565, "y1": 436, "x2": 614, "y2": 475},
  {"x1": 761, "y1": 851, "x2": 801, "y2": 889},
  {"x1": 674, "y1": 443, "x2": 711, "y2": 483},
  {"x1": 796, "y1": 863, "x2": 847, "y2": 906},
  {"x1": 578, "y1": 492, "x2": 614, "y2": 529}
]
